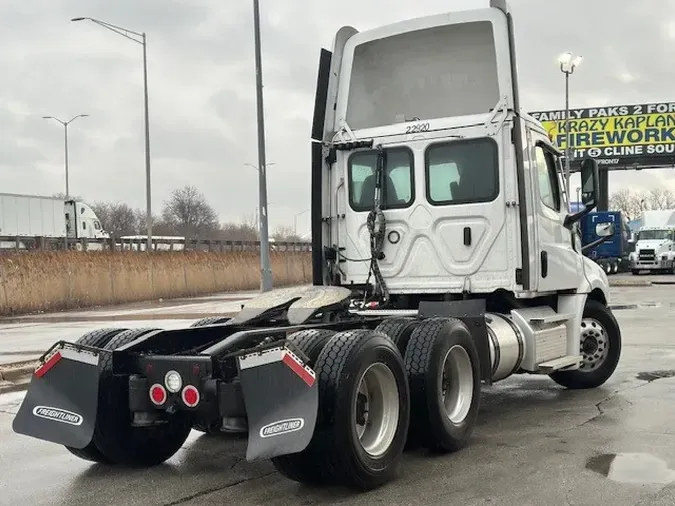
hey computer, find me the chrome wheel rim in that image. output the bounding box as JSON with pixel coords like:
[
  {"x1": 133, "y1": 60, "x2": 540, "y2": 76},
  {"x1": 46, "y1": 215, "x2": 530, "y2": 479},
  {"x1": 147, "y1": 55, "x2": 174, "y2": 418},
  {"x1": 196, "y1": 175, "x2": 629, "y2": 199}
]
[
  {"x1": 440, "y1": 345, "x2": 474, "y2": 424},
  {"x1": 354, "y1": 362, "x2": 399, "y2": 457},
  {"x1": 580, "y1": 318, "x2": 609, "y2": 371}
]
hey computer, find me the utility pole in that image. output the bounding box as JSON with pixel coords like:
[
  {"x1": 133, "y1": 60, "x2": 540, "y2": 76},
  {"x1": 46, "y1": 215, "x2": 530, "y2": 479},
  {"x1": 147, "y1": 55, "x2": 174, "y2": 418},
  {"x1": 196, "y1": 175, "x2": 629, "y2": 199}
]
[{"x1": 252, "y1": 0, "x2": 272, "y2": 291}]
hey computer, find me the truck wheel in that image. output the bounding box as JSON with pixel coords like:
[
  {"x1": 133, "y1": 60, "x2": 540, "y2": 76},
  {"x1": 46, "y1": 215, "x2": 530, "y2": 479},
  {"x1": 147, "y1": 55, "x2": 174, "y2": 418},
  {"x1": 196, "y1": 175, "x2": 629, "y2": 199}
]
[
  {"x1": 403, "y1": 318, "x2": 481, "y2": 453},
  {"x1": 375, "y1": 317, "x2": 420, "y2": 355},
  {"x1": 271, "y1": 329, "x2": 410, "y2": 490},
  {"x1": 91, "y1": 328, "x2": 193, "y2": 467},
  {"x1": 194, "y1": 329, "x2": 338, "y2": 438},
  {"x1": 632, "y1": 269, "x2": 640, "y2": 275},
  {"x1": 65, "y1": 327, "x2": 128, "y2": 463},
  {"x1": 190, "y1": 316, "x2": 231, "y2": 327},
  {"x1": 287, "y1": 329, "x2": 337, "y2": 366},
  {"x1": 549, "y1": 300, "x2": 622, "y2": 390}
]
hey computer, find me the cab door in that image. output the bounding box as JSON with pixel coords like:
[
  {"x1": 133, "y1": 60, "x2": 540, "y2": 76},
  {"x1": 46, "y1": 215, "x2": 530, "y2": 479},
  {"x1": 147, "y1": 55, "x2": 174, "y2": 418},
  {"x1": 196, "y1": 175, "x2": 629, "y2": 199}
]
[{"x1": 528, "y1": 131, "x2": 582, "y2": 292}]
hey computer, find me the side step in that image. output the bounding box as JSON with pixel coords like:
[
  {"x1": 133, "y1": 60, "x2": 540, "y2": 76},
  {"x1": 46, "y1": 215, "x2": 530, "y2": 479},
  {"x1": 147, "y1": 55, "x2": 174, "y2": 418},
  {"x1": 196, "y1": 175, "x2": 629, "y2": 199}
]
[
  {"x1": 537, "y1": 355, "x2": 582, "y2": 373},
  {"x1": 528, "y1": 313, "x2": 575, "y2": 325}
]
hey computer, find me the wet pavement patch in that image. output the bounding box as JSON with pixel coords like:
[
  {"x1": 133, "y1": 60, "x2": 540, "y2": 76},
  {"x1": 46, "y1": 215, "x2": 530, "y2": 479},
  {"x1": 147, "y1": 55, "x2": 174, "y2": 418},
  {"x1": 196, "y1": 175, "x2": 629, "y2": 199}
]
[
  {"x1": 636, "y1": 370, "x2": 675, "y2": 382},
  {"x1": 586, "y1": 453, "x2": 675, "y2": 484}
]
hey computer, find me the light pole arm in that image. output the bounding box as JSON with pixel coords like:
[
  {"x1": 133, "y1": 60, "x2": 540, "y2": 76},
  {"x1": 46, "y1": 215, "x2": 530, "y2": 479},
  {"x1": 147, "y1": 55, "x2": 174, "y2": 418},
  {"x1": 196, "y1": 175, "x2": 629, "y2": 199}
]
[{"x1": 71, "y1": 17, "x2": 144, "y2": 44}]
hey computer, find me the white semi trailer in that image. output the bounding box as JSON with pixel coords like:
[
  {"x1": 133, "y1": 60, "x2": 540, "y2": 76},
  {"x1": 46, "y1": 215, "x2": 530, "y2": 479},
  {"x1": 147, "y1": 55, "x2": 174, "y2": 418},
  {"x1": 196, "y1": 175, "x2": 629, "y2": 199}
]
[{"x1": 0, "y1": 193, "x2": 109, "y2": 248}]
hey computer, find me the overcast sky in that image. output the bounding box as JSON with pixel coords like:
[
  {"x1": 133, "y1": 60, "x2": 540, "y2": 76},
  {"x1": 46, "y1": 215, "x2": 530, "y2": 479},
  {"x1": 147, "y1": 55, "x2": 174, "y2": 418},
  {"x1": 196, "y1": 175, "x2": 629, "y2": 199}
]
[{"x1": 1, "y1": 0, "x2": 674, "y2": 235}]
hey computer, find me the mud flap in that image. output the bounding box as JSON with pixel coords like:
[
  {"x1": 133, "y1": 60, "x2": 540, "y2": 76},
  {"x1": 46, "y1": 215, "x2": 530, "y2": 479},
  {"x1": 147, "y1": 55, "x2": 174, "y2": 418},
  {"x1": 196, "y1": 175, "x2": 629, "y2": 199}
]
[
  {"x1": 238, "y1": 345, "x2": 318, "y2": 461},
  {"x1": 12, "y1": 344, "x2": 101, "y2": 449}
]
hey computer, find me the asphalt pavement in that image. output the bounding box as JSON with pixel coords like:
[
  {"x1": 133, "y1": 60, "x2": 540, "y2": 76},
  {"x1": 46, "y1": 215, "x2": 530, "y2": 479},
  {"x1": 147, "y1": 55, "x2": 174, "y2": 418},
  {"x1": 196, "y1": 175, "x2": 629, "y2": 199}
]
[
  {"x1": 2, "y1": 281, "x2": 675, "y2": 505},
  {"x1": 0, "y1": 291, "x2": 257, "y2": 365}
]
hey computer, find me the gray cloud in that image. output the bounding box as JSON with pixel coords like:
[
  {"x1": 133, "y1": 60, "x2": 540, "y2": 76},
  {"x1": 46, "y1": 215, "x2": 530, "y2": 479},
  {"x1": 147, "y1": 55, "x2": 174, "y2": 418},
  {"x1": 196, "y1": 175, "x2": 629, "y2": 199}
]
[{"x1": 2, "y1": 0, "x2": 675, "y2": 236}]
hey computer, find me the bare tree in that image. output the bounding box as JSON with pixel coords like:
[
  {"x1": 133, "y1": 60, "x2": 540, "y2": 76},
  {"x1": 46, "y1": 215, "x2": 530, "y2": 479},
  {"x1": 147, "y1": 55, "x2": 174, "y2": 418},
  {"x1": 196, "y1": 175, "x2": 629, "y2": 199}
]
[
  {"x1": 272, "y1": 225, "x2": 302, "y2": 242},
  {"x1": 161, "y1": 186, "x2": 220, "y2": 238},
  {"x1": 646, "y1": 188, "x2": 675, "y2": 210},
  {"x1": 609, "y1": 188, "x2": 644, "y2": 219}
]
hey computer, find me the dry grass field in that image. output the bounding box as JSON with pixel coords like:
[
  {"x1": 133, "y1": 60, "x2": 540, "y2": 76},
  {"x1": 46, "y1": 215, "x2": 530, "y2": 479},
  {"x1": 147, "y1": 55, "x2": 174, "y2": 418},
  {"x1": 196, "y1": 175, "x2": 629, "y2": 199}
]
[{"x1": 0, "y1": 250, "x2": 311, "y2": 316}]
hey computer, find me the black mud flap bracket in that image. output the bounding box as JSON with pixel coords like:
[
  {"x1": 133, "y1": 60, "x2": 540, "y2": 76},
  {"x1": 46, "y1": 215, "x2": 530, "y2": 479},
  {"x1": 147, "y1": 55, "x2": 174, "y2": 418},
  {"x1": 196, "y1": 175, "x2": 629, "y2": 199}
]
[
  {"x1": 12, "y1": 342, "x2": 102, "y2": 449},
  {"x1": 237, "y1": 344, "x2": 318, "y2": 461}
]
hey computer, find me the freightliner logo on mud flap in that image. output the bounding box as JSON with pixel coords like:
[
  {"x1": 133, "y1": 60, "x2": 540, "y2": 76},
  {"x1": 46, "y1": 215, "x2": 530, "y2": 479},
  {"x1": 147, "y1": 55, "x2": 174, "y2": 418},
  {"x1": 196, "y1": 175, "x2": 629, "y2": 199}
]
[
  {"x1": 32, "y1": 406, "x2": 83, "y2": 426},
  {"x1": 260, "y1": 418, "x2": 305, "y2": 438}
]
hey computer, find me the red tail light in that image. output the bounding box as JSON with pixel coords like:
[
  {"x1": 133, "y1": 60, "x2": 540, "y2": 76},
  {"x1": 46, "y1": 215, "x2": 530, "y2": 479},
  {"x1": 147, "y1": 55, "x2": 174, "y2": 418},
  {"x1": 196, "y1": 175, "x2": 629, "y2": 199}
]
[
  {"x1": 149, "y1": 383, "x2": 167, "y2": 405},
  {"x1": 181, "y1": 385, "x2": 200, "y2": 408}
]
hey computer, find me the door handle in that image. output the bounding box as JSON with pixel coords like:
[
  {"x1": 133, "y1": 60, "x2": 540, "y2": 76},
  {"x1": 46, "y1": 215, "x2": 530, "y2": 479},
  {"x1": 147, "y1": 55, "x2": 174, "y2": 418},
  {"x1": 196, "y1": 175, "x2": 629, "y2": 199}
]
[
  {"x1": 541, "y1": 251, "x2": 548, "y2": 278},
  {"x1": 463, "y1": 227, "x2": 471, "y2": 246}
]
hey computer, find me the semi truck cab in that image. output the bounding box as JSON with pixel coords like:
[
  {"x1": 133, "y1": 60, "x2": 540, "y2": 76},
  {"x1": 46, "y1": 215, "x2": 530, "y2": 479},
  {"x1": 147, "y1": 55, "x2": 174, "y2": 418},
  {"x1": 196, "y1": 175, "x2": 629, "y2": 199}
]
[
  {"x1": 12, "y1": 1, "x2": 623, "y2": 492},
  {"x1": 314, "y1": 1, "x2": 609, "y2": 307},
  {"x1": 65, "y1": 201, "x2": 109, "y2": 240},
  {"x1": 629, "y1": 226, "x2": 675, "y2": 274}
]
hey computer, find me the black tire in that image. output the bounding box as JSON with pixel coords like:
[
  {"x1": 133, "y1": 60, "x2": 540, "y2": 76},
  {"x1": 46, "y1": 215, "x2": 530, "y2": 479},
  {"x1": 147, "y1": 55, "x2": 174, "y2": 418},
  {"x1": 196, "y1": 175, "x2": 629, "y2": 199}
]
[
  {"x1": 375, "y1": 317, "x2": 420, "y2": 355},
  {"x1": 65, "y1": 327, "x2": 128, "y2": 463},
  {"x1": 269, "y1": 329, "x2": 338, "y2": 482},
  {"x1": 271, "y1": 329, "x2": 410, "y2": 490},
  {"x1": 91, "y1": 328, "x2": 193, "y2": 467},
  {"x1": 549, "y1": 300, "x2": 622, "y2": 390},
  {"x1": 632, "y1": 269, "x2": 640, "y2": 275},
  {"x1": 190, "y1": 316, "x2": 231, "y2": 327},
  {"x1": 403, "y1": 318, "x2": 481, "y2": 453},
  {"x1": 287, "y1": 328, "x2": 337, "y2": 366}
]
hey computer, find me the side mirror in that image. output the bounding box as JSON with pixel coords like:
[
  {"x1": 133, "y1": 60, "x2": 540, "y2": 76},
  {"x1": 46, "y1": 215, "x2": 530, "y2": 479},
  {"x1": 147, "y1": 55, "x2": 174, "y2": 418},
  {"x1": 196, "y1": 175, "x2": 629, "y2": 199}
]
[
  {"x1": 580, "y1": 157, "x2": 600, "y2": 210},
  {"x1": 595, "y1": 222, "x2": 615, "y2": 237},
  {"x1": 581, "y1": 221, "x2": 617, "y2": 253},
  {"x1": 564, "y1": 156, "x2": 599, "y2": 229}
]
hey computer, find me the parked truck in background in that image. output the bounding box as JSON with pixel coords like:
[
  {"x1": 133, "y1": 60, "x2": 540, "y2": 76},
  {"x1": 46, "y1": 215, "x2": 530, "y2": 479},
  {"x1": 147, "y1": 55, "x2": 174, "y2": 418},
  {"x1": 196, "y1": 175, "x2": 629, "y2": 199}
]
[
  {"x1": 580, "y1": 210, "x2": 632, "y2": 275},
  {"x1": 628, "y1": 209, "x2": 675, "y2": 274},
  {"x1": 0, "y1": 192, "x2": 109, "y2": 249},
  {"x1": 13, "y1": 1, "x2": 623, "y2": 492}
]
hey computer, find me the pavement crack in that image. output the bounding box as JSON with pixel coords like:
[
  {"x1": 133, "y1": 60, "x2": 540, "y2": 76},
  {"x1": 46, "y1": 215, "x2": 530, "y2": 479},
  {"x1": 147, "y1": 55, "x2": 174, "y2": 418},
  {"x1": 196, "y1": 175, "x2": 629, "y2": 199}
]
[
  {"x1": 162, "y1": 471, "x2": 275, "y2": 506},
  {"x1": 565, "y1": 381, "x2": 648, "y2": 431}
]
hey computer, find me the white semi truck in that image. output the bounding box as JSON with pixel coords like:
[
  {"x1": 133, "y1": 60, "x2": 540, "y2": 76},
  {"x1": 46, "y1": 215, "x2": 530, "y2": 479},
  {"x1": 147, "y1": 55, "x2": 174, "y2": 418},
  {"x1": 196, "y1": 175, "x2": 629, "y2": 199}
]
[
  {"x1": 13, "y1": 0, "x2": 622, "y2": 492},
  {"x1": 0, "y1": 192, "x2": 109, "y2": 248},
  {"x1": 628, "y1": 209, "x2": 675, "y2": 274}
]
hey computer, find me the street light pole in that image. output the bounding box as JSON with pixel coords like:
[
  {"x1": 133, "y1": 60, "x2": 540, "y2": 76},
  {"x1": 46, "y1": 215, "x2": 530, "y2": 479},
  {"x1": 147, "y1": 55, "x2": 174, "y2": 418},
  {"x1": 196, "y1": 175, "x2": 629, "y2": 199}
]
[
  {"x1": 294, "y1": 209, "x2": 310, "y2": 236},
  {"x1": 72, "y1": 16, "x2": 153, "y2": 253},
  {"x1": 42, "y1": 114, "x2": 89, "y2": 199},
  {"x1": 558, "y1": 52, "x2": 583, "y2": 203},
  {"x1": 252, "y1": 0, "x2": 273, "y2": 292}
]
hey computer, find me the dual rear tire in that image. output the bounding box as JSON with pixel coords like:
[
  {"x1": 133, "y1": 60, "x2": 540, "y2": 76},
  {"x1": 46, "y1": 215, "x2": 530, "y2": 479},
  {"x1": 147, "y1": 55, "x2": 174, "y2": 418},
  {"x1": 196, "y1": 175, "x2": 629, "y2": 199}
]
[
  {"x1": 274, "y1": 317, "x2": 482, "y2": 490},
  {"x1": 65, "y1": 327, "x2": 192, "y2": 467}
]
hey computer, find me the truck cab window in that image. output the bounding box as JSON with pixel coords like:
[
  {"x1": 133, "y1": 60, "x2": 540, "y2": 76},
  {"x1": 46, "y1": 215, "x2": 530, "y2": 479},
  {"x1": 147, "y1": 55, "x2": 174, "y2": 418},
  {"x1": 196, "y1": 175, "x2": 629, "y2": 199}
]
[
  {"x1": 94, "y1": 221, "x2": 101, "y2": 230},
  {"x1": 348, "y1": 148, "x2": 414, "y2": 211},
  {"x1": 425, "y1": 138, "x2": 498, "y2": 205},
  {"x1": 535, "y1": 145, "x2": 561, "y2": 212}
]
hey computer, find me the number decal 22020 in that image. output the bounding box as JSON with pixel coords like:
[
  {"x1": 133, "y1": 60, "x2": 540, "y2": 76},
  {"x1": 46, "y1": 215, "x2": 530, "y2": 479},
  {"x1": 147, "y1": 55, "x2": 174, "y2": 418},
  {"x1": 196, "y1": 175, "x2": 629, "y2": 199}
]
[{"x1": 406, "y1": 122, "x2": 430, "y2": 134}]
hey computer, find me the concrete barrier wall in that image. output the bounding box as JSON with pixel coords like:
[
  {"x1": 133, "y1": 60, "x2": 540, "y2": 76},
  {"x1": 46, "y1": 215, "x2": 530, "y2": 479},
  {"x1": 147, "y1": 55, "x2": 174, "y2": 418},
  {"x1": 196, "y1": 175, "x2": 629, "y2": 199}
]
[{"x1": 0, "y1": 250, "x2": 311, "y2": 316}]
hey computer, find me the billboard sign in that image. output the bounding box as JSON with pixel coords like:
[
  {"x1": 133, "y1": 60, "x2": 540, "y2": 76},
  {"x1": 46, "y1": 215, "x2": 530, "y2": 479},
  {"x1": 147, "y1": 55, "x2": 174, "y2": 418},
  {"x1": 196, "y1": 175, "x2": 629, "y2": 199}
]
[{"x1": 529, "y1": 101, "x2": 675, "y2": 169}]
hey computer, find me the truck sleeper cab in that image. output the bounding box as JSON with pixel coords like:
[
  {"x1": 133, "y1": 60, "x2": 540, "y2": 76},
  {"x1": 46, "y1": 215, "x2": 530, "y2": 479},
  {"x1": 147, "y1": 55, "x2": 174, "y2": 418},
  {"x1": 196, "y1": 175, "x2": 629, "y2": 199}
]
[{"x1": 12, "y1": 0, "x2": 623, "y2": 493}]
